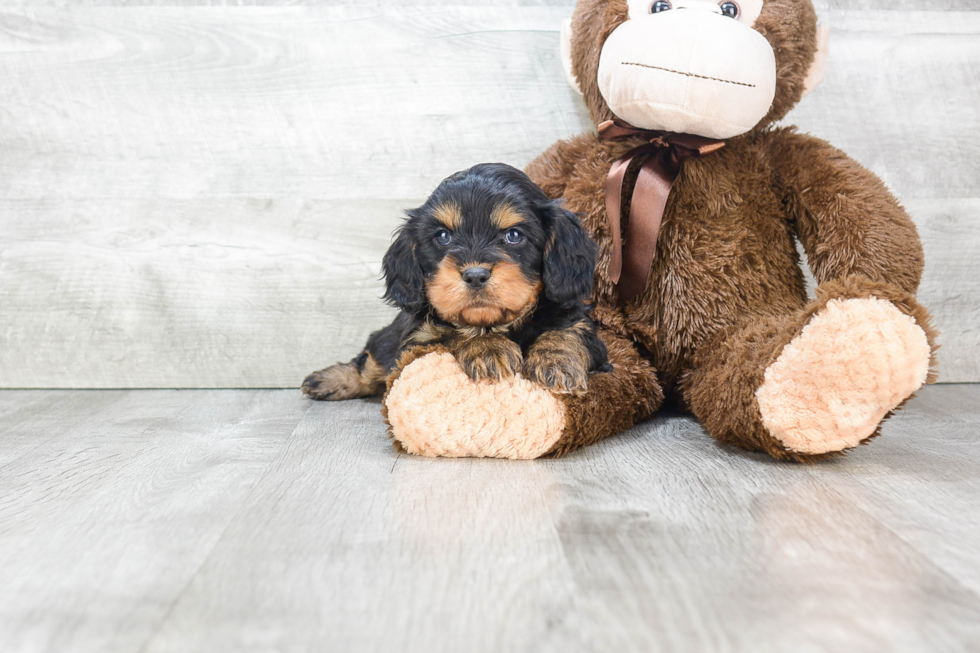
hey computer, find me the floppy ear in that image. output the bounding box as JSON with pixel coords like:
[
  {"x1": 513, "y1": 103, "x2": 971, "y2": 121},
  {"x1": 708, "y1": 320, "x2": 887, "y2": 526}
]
[
  {"x1": 541, "y1": 203, "x2": 596, "y2": 308},
  {"x1": 381, "y1": 224, "x2": 426, "y2": 313}
]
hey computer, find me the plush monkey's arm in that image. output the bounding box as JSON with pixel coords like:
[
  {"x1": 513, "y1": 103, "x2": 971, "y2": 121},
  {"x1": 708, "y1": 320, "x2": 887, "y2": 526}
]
[
  {"x1": 382, "y1": 328, "x2": 662, "y2": 459},
  {"x1": 763, "y1": 128, "x2": 923, "y2": 294},
  {"x1": 525, "y1": 134, "x2": 595, "y2": 201}
]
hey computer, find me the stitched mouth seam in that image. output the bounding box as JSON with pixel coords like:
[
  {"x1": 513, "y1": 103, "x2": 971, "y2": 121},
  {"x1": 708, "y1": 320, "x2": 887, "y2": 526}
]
[{"x1": 623, "y1": 62, "x2": 756, "y2": 88}]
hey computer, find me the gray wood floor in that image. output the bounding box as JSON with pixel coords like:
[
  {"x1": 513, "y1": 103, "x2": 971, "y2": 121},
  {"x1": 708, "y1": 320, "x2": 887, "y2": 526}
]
[{"x1": 1, "y1": 385, "x2": 979, "y2": 652}]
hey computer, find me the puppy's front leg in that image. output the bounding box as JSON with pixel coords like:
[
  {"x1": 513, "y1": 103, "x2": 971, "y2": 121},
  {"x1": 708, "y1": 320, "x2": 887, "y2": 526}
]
[
  {"x1": 302, "y1": 352, "x2": 387, "y2": 401},
  {"x1": 523, "y1": 327, "x2": 591, "y2": 395},
  {"x1": 452, "y1": 333, "x2": 523, "y2": 383}
]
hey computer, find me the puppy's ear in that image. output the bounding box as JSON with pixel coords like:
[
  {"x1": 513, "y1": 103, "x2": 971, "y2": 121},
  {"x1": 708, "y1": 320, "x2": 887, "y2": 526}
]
[
  {"x1": 541, "y1": 202, "x2": 596, "y2": 308},
  {"x1": 382, "y1": 223, "x2": 426, "y2": 313}
]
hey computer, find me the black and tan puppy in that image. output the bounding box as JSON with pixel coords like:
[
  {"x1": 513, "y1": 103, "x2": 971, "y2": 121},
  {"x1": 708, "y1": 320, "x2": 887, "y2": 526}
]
[{"x1": 302, "y1": 163, "x2": 610, "y2": 401}]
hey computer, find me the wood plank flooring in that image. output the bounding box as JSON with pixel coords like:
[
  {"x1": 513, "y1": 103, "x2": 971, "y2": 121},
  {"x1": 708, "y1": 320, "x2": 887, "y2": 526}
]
[{"x1": 1, "y1": 385, "x2": 978, "y2": 652}]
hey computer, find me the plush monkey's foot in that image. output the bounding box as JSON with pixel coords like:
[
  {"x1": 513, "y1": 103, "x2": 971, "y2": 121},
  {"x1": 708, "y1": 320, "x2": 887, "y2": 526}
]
[
  {"x1": 755, "y1": 297, "x2": 931, "y2": 455},
  {"x1": 384, "y1": 351, "x2": 567, "y2": 459}
]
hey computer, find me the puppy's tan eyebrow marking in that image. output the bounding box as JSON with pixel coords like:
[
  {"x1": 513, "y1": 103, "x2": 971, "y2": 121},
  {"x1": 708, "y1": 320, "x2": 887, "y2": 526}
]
[
  {"x1": 491, "y1": 204, "x2": 526, "y2": 229},
  {"x1": 432, "y1": 203, "x2": 462, "y2": 230}
]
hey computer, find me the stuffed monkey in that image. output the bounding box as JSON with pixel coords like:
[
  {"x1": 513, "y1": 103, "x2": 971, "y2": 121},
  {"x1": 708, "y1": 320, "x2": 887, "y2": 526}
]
[{"x1": 382, "y1": 0, "x2": 938, "y2": 462}]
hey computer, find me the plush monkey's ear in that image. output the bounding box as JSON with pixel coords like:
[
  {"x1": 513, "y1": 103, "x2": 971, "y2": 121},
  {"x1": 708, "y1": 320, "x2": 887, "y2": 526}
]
[
  {"x1": 382, "y1": 223, "x2": 426, "y2": 313},
  {"x1": 803, "y1": 23, "x2": 831, "y2": 97},
  {"x1": 560, "y1": 18, "x2": 583, "y2": 96},
  {"x1": 541, "y1": 202, "x2": 596, "y2": 308}
]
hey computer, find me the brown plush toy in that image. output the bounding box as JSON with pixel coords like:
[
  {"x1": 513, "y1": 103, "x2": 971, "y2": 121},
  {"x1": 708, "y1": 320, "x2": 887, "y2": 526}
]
[{"x1": 383, "y1": 0, "x2": 938, "y2": 462}]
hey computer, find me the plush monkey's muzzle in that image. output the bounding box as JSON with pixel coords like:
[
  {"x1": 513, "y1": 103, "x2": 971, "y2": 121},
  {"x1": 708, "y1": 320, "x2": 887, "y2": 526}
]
[{"x1": 597, "y1": 10, "x2": 777, "y2": 139}]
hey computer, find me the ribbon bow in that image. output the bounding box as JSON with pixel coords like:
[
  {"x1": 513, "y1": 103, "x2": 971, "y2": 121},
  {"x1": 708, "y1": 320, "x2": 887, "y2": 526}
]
[{"x1": 598, "y1": 119, "x2": 726, "y2": 304}]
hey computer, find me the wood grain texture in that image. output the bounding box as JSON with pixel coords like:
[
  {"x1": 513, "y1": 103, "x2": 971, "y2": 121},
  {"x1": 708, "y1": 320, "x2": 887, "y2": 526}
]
[
  {"x1": 0, "y1": 199, "x2": 403, "y2": 388},
  {"x1": 907, "y1": 199, "x2": 980, "y2": 383},
  {"x1": 0, "y1": 6, "x2": 977, "y2": 387},
  {"x1": 0, "y1": 389, "x2": 312, "y2": 653},
  {"x1": 0, "y1": 385, "x2": 978, "y2": 652}
]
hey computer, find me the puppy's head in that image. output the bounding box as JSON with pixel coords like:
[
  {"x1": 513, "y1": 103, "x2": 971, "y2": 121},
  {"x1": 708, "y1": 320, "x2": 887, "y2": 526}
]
[{"x1": 383, "y1": 163, "x2": 596, "y2": 327}]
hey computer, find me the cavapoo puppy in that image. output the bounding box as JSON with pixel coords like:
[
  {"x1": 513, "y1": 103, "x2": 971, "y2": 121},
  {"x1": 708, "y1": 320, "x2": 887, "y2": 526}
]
[{"x1": 302, "y1": 163, "x2": 610, "y2": 401}]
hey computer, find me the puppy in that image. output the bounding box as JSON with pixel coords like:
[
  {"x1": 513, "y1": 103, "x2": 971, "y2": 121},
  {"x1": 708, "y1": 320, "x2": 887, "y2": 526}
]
[{"x1": 302, "y1": 163, "x2": 610, "y2": 401}]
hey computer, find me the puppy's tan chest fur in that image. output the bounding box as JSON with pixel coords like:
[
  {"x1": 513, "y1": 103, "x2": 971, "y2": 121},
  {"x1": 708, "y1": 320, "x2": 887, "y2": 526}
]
[{"x1": 564, "y1": 135, "x2": 809, "y2": 386}]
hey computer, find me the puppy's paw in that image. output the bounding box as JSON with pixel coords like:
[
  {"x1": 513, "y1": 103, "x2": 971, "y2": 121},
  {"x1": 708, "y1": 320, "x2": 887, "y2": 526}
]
[
  {"x1": 302, "y1": 363, "x2": 373, "y2": 401},
  {"x1": 523, "y1": 329, "x2": 592, "y2": 395},
  {"x1": 454, "y1": 335, "x2": 523, "y2": 383},
  {"x1": 523, "y1": 348, "x2": 589, "y2": 395}
]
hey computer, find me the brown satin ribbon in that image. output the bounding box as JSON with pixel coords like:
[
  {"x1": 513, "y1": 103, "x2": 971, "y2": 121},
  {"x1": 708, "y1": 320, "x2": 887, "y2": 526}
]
[{"x1": 598, "y1": 119, "x2": 726, "y2": 304}]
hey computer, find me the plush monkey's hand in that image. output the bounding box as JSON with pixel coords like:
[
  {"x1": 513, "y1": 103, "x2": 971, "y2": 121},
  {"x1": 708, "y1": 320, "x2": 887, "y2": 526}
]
[{"x1": 382, "y1": 333, "x2": 663, "y2": 459}]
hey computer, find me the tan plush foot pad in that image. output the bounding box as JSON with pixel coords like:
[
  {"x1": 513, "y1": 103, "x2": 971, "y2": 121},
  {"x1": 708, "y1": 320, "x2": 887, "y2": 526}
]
[
  {"x1": 756, "y1": 298, "x2": 931, "y2": 455},
  {"x1": 384, "y1": 352, "x2": 566, "y2": 459}
]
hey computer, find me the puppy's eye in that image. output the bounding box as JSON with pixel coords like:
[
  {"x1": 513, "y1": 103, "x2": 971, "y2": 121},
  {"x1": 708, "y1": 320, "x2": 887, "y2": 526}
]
[
  {"x1": 719, "y1": 1, "x2": 739, "y2": 18},
  {"x1": 650, "y1": 1, "x2": 671, "y2": 13},
  {"x1": 434, "y1": 230, "x2": 452, "y2": 246},
  {"x1": 504, "y1": 228, "x2": 524, "y2": 245}
]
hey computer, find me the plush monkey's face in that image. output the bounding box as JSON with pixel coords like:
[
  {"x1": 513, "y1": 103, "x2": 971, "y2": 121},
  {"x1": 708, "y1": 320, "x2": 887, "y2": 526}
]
[{"x1": 562, "y1": 0, "x2": 829, "y2": 139}]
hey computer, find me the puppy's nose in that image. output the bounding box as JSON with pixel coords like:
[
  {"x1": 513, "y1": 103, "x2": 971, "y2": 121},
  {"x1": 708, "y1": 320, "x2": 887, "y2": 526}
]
[{"x1": 461, "y1": 266, "x2": 492, "y2": 290}]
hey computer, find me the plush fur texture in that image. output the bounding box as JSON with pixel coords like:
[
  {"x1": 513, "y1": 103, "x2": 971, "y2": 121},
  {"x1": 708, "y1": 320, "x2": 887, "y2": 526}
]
[
  {"x1": 682, "y1": 277, "x2": 938, "y2": 462},
  {"x1": 382, "y1": 330, "x2": 663, "y2": 458},
  {"x1": 383, "y1": 347, "x2": 567, "y2": 459},
  {"x1": 756, "y1": 297, "x2": 931, "y2": 455}
]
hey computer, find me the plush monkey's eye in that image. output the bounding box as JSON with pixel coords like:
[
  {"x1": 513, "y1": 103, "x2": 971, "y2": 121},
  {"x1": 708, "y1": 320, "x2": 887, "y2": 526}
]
[
  {"x1": 434, "y1": 230, "x2": 452, "y2": 246},
  {"x1": 650, "y1": 1, "x2": 671, "y2": 12},
  {"x1": 719, "y1": 1, "x2": 740, "y2": 18},
  {"x1": 504, "y1": 228, "x2": 524, "y2": 245}
]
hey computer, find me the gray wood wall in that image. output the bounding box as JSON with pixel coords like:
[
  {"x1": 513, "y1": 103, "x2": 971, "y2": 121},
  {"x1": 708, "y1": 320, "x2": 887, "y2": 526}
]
[{"x1": 0, "y1": 1, "x2": 977, "y2": 388}]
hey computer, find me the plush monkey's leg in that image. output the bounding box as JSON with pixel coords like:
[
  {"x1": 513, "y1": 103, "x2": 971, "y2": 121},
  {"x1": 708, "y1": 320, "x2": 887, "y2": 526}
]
[
  {"x1": 682, "y1": 277, "x2": 938, "y2": 462},
  {"x1": 382, "y1": 331, "x2": 662, "y2": 459}
]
